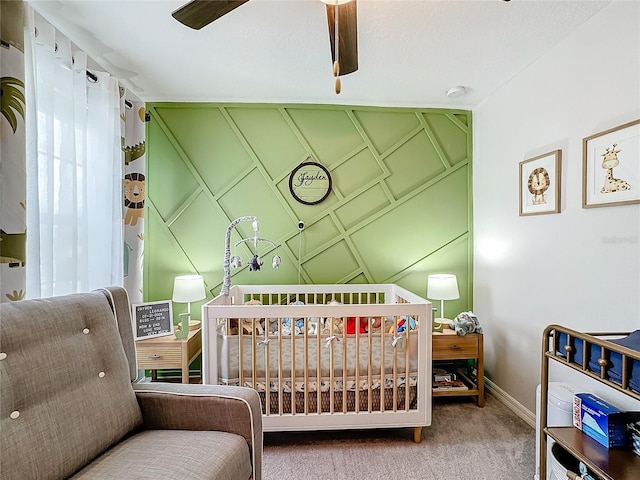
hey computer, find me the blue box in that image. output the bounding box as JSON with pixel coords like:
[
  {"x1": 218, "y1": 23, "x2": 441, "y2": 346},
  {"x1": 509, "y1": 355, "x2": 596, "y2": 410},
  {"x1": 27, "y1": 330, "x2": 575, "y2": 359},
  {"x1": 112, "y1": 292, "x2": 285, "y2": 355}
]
[{"x1": 572, "y1": 393, "x2": 635, "y2": 448}]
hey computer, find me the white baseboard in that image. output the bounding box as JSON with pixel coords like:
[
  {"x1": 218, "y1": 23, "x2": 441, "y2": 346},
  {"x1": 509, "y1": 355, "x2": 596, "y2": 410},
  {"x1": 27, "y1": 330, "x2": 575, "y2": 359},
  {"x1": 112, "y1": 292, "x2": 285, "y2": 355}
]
[{"x1": 485, "y1": 377, "x2": 536, "y2": 429}]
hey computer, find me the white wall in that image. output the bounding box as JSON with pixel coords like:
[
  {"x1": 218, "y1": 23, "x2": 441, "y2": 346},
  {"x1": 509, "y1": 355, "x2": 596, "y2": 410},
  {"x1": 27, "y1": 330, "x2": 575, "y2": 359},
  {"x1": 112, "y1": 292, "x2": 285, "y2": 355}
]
[{"x1": 474, "y1": 1, "x2": 640, "y2": 414}]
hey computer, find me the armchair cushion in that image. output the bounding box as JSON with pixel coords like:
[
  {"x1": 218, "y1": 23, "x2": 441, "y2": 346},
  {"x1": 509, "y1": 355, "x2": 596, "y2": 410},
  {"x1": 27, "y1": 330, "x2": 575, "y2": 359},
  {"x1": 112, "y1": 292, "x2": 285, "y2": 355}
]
[
  {"x1": 70, "y1": 430, "x2": 252, "y2": 480},
  {"x1": 133, "y1": 382, "x2": 263, "y2": 480}
]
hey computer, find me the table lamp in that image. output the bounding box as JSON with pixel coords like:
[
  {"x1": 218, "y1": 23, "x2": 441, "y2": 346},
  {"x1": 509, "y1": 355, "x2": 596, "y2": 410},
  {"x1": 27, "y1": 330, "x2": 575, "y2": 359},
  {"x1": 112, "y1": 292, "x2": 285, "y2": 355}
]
[
  {"x1": 172, "y1": 274, "x2": 206, "y2": 338},
  {"x1": 427, "y1": 274, "x2": 459, "y2": 330}
]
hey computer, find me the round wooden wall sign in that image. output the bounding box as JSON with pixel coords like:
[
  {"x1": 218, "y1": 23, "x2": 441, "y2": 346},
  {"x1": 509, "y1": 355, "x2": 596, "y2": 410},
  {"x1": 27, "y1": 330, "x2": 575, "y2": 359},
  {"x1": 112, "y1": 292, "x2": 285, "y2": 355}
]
[{"x1": 288, "y1": 161, "x2": 332, "y2": 205}]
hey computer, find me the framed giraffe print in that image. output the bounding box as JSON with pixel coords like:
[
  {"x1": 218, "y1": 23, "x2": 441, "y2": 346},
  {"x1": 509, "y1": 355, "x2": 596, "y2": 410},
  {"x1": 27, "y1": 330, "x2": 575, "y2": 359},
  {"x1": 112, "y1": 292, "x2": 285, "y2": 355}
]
[
  {"x1": 583, "y1": 119, "x2": 640, "y2": 208},
  {"x1": 519, "y1": 150, "x2": 562, "y2": 216}
]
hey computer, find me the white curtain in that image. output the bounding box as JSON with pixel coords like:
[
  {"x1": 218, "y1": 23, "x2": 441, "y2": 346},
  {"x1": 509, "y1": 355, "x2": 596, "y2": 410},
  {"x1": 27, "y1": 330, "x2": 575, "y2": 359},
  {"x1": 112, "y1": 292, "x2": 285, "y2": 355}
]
[{"x1": 25, "y1": 11, "x2": 123, "y2": 298}]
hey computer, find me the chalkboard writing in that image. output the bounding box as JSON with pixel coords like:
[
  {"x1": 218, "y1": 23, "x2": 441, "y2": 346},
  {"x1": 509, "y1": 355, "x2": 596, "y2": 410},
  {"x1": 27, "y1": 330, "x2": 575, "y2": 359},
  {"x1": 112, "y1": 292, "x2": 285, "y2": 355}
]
[{"x1": 132, "y1": 301, "x2": 173, "y2": 339}]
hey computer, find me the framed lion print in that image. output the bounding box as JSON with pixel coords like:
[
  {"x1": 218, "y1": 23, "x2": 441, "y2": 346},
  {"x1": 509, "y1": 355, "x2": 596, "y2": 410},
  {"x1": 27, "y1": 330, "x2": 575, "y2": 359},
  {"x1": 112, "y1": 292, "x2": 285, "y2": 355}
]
[
  {"x1": 582, "y1": 119, "x2": 640, "y2": 208},
  {"x1": 519, "y1": 150, "x2": 561, "y2": 216}
]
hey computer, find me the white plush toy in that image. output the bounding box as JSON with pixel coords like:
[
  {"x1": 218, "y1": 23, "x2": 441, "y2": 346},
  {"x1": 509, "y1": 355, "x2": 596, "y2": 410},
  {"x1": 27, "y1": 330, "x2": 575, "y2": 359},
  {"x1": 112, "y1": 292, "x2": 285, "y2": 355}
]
[
  {"x1": 449, "y1": 311, "x2": 482, "y2": 336},
  {"x1": 307, "y1": 317, "x2": 320, "y2": 335}
]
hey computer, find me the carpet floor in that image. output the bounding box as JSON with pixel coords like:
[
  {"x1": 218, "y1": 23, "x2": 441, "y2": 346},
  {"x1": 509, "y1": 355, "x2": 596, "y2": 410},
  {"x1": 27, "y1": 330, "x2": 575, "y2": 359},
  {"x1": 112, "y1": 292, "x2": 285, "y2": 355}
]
[{"x1": 262, "y1": 393, "x2": 535, "y2": 480}]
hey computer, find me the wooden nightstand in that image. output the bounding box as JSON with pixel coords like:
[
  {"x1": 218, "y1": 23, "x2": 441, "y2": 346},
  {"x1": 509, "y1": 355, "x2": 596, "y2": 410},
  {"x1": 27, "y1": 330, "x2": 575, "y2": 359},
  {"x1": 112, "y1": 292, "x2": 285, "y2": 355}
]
[
  {"x1": 135, "y1": 328, "x2": 202, "y2": 383},
  {"x1": 432, "y1": 328, "x2": 484, "y2": 407}
]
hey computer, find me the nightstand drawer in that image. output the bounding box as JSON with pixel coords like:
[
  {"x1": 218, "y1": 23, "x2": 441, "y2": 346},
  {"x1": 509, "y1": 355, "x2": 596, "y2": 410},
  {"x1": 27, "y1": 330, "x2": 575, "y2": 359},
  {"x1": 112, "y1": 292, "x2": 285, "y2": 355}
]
[
  {"x1": 134, "y1": 328, "x2": 202, "y2": 383},
  {"x1": 136, "y1": 345, "x2": 182, "y2": 369},
  {"x1": 432, "y1": 334, "x2": 479, "y2": 359}
]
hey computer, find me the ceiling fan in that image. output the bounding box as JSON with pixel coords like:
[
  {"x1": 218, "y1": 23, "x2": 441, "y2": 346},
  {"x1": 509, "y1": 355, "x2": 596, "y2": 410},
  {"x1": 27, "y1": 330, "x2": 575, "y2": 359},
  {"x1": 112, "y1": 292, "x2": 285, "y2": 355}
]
[{"x1": 171, "y1": 0, "x2": 358, "y2": 94}]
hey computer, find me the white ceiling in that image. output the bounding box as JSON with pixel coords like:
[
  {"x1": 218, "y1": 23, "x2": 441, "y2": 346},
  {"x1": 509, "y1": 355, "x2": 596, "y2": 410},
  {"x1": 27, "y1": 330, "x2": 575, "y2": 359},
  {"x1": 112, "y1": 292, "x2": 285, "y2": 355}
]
[{"x1": 28, "y1": 0, "x2": 610, "y2": 108}]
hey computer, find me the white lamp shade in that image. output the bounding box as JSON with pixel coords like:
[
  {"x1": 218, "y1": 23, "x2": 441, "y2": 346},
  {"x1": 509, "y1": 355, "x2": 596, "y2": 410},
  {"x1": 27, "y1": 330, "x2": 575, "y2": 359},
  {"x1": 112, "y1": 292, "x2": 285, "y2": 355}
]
[
  {"x1": 172, "y1": 275, "x2": 206, "y2": 303},
  {"x1": 427, "y1": 274, "x2": 460, "y2": 300}
]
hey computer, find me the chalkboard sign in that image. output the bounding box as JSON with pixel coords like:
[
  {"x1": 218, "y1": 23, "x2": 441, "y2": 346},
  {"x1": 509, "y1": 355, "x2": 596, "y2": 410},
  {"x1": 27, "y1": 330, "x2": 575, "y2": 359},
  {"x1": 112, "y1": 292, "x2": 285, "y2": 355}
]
[{"x1": 132, "y1": 300, "x2": 173, "y2": 339}]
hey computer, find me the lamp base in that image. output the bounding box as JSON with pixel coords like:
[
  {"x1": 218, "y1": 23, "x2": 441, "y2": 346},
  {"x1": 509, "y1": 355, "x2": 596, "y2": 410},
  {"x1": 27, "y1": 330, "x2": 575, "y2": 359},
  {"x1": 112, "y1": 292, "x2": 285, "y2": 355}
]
[
  {"x1": 176, "y1": 320, "x2": 201, "y2": 331},
  {"x1": 174, "y1": 319, "x2": 190, "y2": 338},
  {"x1": 432, "y1": 317, "x2": 452, "y2": 332}
]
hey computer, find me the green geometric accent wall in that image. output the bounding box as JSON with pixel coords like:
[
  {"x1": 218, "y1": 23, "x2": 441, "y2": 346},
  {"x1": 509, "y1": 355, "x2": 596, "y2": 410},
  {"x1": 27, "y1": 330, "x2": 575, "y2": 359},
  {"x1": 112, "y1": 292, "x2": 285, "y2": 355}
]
[{"x1": 145, "y1": 103, "x2": 472, "y2": 320}]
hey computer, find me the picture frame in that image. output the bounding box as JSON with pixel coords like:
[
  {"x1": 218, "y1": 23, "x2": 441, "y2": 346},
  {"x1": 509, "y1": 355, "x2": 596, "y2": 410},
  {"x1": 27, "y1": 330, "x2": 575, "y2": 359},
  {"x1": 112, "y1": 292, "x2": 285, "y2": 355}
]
[
  {"x1": 519, "y1": 149, "x2": 562, "y2": 216},
  {"x1": 132, "y1": 300, "x2": 174, "y2": 339},
  {"x1": 582, "y1": 119, "x2": 640, "y2": 208}
]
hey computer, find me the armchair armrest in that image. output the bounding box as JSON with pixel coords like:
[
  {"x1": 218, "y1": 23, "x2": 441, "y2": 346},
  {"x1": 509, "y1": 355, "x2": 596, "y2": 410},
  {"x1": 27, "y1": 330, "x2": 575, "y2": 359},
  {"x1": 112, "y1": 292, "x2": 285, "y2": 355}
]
[{"x1": 133, "y1": 383, "x2": 262, "y2": 480}]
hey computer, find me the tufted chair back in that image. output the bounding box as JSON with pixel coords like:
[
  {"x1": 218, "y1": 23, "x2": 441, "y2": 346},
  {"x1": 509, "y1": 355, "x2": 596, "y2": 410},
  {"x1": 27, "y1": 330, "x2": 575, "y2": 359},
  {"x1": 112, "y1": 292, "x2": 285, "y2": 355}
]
[{"x1": 0, "y1": 289, "x2": 143, "y2": 480}]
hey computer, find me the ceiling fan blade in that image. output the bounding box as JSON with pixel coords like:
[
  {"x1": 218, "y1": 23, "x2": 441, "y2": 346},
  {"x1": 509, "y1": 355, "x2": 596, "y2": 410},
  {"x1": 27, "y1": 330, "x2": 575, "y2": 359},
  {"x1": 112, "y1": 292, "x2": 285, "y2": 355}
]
[
  {"x1": 172, "y1": 0, "x2": 249, "y2": 30},
  {"x1": 326, "y1": 0, "x2": 358, "y2": 76}
]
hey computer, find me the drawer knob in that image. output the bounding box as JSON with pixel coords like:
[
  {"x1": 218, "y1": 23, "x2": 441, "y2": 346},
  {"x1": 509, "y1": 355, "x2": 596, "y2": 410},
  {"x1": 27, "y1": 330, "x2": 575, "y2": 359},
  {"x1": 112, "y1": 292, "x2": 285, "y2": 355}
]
[
  {"x1": 597, "y1": 358, "x2": 608, "y2": 367},
  {"x1": 451, "y1": 345, "x2": 461, "y2": 350},
  {"x1": 148, "y1": 354, "x2": 161, "y2": 359}
]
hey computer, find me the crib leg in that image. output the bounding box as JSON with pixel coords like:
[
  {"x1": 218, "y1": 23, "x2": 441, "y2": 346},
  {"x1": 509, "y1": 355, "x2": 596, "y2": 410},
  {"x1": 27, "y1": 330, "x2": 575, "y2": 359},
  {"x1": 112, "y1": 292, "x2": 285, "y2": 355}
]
[{"x1": 413, "y1": 426, "x2": 422, "y2": 443}]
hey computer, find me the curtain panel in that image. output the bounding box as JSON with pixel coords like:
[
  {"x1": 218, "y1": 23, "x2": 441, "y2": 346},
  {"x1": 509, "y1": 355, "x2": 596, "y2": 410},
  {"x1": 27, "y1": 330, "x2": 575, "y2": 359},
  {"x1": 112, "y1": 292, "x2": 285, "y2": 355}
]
[
  {"x1": 122, "y1": 96, "x2": 146, "y2": 304},
  {"x1": 24, "y1": 9, "x2": 145, "y2": 298},
  {"x1": 0, "y1": 0, "x2": 27, "y2": 302}
]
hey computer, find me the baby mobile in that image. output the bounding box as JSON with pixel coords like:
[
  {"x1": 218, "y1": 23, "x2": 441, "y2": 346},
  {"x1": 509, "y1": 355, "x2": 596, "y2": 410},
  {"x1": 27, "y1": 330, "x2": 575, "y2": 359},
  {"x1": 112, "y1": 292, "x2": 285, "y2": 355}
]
[{"x1": 222, "y1": 216, "x2": 280, "y2": 300}]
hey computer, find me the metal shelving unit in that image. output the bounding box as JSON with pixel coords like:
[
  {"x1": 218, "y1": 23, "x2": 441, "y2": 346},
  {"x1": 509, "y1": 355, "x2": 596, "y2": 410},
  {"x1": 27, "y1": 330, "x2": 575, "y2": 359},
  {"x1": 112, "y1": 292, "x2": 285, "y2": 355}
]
[{"x1": 540, "y1": 325, "x2": 640, "y2": 480}]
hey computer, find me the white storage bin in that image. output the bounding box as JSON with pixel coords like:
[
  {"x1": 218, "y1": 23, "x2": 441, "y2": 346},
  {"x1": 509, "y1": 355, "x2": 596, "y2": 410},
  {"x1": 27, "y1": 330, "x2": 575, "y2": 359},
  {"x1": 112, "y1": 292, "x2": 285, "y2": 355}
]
[{"x1": 535, "y1": 382, "x2": 577, "y2": 479}]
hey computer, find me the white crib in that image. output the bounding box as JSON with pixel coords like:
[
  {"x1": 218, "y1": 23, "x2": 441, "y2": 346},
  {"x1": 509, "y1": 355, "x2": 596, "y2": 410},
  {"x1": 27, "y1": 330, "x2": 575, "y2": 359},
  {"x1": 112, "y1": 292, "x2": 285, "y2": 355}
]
[{"x1": 202, "y1": 284, "x2": 431, "y2": 442}]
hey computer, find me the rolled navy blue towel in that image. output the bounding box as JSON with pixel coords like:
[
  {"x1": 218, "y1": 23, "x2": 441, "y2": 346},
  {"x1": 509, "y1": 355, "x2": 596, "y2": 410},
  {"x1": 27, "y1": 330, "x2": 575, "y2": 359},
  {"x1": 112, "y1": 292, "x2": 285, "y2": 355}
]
[{"x1": 587, "y1": 330, "x2": 640, "y2": 393}]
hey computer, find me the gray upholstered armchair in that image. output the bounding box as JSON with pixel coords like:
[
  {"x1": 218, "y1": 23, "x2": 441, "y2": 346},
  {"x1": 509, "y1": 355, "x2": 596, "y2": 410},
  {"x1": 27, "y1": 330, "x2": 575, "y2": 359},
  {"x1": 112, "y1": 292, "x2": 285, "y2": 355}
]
[{"x1": 0, "y1": 286, "x2": 262, "y2": 480}]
